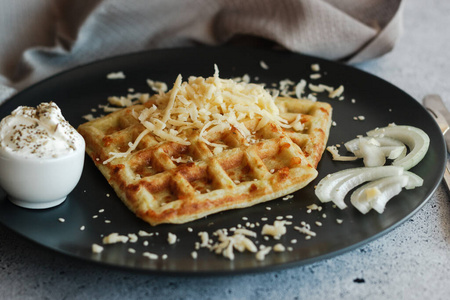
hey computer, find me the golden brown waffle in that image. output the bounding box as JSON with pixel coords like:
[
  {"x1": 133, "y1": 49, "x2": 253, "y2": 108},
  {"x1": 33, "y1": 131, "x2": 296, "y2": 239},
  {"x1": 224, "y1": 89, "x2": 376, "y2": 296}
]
[
  {"x1": 276, "y1": 97, "x2": 333, "y2": 168},
  {"x1": 78, "y1": 77, "x2": 332, "y2": 226}
]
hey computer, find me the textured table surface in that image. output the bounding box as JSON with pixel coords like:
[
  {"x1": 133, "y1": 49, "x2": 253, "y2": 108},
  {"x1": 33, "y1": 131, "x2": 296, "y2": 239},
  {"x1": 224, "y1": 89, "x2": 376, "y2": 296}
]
[{"x1": 1, "y1": 0, "x2": 449, "y2": 299}]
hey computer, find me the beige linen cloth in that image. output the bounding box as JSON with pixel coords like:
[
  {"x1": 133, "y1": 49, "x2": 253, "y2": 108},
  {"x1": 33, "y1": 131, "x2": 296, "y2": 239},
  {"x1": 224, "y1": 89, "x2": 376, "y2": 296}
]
[{"x1": 0, "y1": 0, "x2": 403, "y2": 103}]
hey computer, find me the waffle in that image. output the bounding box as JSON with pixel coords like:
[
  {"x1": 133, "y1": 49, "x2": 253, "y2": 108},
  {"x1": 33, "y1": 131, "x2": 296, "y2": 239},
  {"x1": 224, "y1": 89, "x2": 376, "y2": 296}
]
[
  {"x1": 78, "y1": 75, "x2": 332, "y2": 225},
  {"x1": 276, "y1": 97, "x2": 333, "y2": 168}
]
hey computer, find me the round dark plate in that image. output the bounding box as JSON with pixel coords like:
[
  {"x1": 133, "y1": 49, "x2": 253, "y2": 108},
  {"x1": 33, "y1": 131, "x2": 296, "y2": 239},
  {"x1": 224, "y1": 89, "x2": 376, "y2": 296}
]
[{"x1": 0, "y1": 47, "x2": 445, "y2": 275}]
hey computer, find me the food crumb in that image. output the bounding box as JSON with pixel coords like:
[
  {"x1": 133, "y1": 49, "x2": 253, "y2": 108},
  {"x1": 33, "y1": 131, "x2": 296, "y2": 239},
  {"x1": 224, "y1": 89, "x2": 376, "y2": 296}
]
[
  {"x1": 143, "y1": 252, "x2": 158, "y2": 260},
  {"x1": 256, "y1": 246, "x2": 272, "y2": 261},
  {"x1": 167, "y1": 232, "x2": 177, "y2": 245},
  {"x1": 260, "y1": 60, "x2": 269, "y2": 70},
  {"x1": 138, "y1": 230, "x2": 153, "y2": 237},
  {"x1": 92, "y1": 243, "x2": 104, "y2": 254},
  {"x1": 273, "y1": 243, "x2": 286, "y2": 252},
  {"x1": 261, "y1": 221, "x2": 287, "y2": 240},
  {"x1": 282, "y1": 194, "x2": 294, "y2": 201},
  {"x1": 311, "y1": 64, "x2": 320, "y2": 72},
  {"x1": 128, "y1": 233, "x2": 138, "y2": 243},
  {"x1": 106, "y1": 71, "x2": 125, "y2": 79},
  {"x1": 102, "y1": 233, "x2": 129, "y2": 244}
]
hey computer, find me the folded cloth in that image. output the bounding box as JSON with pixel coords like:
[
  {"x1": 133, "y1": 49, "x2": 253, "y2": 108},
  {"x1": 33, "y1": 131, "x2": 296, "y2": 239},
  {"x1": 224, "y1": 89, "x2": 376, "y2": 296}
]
[{"x1": 0, "y1": 0, "x2": 403, "y2": 103}]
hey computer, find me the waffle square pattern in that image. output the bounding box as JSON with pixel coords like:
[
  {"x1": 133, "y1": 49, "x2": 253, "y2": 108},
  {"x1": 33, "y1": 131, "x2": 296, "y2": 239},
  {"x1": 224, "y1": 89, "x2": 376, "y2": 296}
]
[{"x1": 78, "y1": 71, "x2": 332, "y2": 225}]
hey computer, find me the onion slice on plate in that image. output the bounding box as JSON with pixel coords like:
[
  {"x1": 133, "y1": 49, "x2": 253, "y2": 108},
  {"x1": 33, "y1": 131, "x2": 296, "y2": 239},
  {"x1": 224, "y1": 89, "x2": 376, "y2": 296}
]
[
  {"x1": 315, "y1": 166, "x2": 404, "y2": 209},
  {"x1": 350, "y1": 171, "x2": 423, "y2": 214},
  {"x1": 367, "y1": 125, "x2": 430, "y2": 170},
  {"x1": 357, "y1": 139, "x2": 386, "y2": 167},
  {"x1": 344, "y1": 136, "x2": 407, "y2": 164}
]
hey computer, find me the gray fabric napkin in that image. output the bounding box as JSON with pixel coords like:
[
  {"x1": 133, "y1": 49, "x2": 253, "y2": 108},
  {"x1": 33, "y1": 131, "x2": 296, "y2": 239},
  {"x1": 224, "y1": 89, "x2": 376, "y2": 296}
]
[{"x1": 0, "y1": 0, "x2": 403, "y2": 104}]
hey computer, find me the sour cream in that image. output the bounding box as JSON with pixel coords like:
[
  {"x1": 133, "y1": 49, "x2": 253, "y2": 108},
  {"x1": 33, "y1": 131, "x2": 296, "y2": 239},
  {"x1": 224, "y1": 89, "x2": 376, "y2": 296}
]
[
  {"x1": 0, "y1": 102, "x2": 85, "y2": 209},
  {"x1": 0, "y1": 102, "x2": 84, "y2": 158}
]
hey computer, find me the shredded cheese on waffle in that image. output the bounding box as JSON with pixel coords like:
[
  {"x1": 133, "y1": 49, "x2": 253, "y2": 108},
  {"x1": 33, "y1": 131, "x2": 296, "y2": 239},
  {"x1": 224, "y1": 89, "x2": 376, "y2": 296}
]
[{"x1": 105, "y1": 66, "x2": 307, "y2": 163}]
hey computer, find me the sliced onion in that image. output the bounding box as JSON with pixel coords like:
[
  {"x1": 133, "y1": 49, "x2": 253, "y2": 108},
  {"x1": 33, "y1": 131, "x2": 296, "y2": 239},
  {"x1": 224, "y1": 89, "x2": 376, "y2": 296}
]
[
  {"x1": 367, "y1": 125, "x2": 430, "y2": 170},
  {"x1": 345, "y1": 136, "x2": 405, "y2": 152},
  {"x1": 350, "y1": 171, "x2": 423, "y2": 214},
  {"x1": 351, "y1": 176, "x2": 407, "y2": 214},
  {"x1": 358, "y1": 139, "x2": 386, "y2": 167},
  {"x1": 315, "y1": 166, "x2": 404, "y2": 209},
  {"x1": 315, "y1": 168, "x2": 362, "y2": 209},
  {"x1": 383, "y1": 145, "x2": 407, "y2": 160},
  {"x1": 402, "y1": 170, "x2": 424, "y2": 189},
  {"x1": 344, "y1": 136, "x2": 407, "y2": 166}
]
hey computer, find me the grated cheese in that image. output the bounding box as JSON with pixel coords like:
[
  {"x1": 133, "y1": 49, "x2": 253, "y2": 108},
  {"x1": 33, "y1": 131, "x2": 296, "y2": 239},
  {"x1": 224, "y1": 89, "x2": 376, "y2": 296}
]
[
  {"x1": 128, "y1": 233, "x2": 138, "y2": 243},
  {"x1": 210, "y1": 228, "x2": 258, "y2": 260},
  {"x1": 198, "y1": 231, "x2": 210, "y2": 248},
  {"x1": 256, "y1": 246, "x2": 272, "y2": 261},
  {"x1": 260, "y1": 60, "x2": 269, "y2": 70},
  {"x1": 311, "y1": 64, "x2": 320, "y2": 72},
  {"x1": 294, "y1": 225, "x2": 316, "y2": 237},
  {"x1": 167, "y1": 232, "x2": 177, "y2": 245},
  {"x1": 295, "y1": 79, "x2": 307, "y2": 99},
  {"x1": 329, "y1": 85, "x2": 344, "y2": 99},
  {"x1": 273, "y1": 243, "x2": 286, "y2": 252},
  {"x1": 282, "y1": 194, "x2": 294, "y2": 200},
  {"x1": 143, "y1": 252, "x2": 158, "y2": 260},
  {"x1": 102, "y1": 233, "x2": 129, "y2": 244},
  {"x1": 92, "y1": 243, "x2": 104, "y2": 254},
  {"x1": 147, "y1": 79, "x2": 168, "y2": 93},
  {"x1": 82, "y1": 114, "x2": 96, "y2": 121},
  {"x1": 261, "y1": 220, "x2": 287, "y2": 240},
  {"x1": 107, "y1": 72, "x2": 125, "y2": 79},
  {"x1": 104, "y1": 66, "x2": 298, "y2": 164},
  {"x1": 326, "y1": 145, "x2": 358, "y2": 161},
  {"x1": 138, "y1": 230, "x2": 153, "y2": 237}
]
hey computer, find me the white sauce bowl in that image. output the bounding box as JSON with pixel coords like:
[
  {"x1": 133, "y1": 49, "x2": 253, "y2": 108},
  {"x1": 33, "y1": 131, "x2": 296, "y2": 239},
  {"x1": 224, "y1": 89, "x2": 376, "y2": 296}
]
[{"x1": 0, "y1": 141, "x2": 85, "y2": 209}]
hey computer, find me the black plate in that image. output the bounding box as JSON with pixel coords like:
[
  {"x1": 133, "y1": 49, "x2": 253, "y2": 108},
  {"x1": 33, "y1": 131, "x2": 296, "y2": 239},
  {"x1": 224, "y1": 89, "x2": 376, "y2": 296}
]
[{"x1": 0, "y1": 47, "x2": 445, "y2": 275}]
